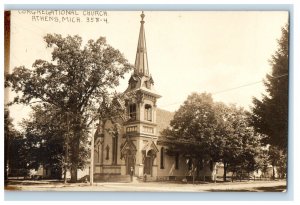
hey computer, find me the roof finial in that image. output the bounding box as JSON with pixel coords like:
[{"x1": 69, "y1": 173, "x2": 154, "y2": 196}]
[{"x1": 140, "y1": 11, "x2": 145, "y2": 23}]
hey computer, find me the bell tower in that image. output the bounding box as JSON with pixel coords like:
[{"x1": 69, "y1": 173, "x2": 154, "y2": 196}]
[{"x1": 122, "y1": 12, "x2": 161, "y2": 178}]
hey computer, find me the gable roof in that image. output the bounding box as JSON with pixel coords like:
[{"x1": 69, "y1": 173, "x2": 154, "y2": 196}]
[
  {"x1": 142, "y1": 140, "x2": 159, "y2": 155},
  {"x1": 120, "y1": 139, "x2": 137, "y2": 159},
  {"x1": 156, "y1": 108, "x2": 174, "y2": 136}
]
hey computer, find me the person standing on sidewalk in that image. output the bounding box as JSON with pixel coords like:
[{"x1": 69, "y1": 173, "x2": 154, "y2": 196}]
[{"x1": 130, "y1": 167, "x2": 134, "y2": 182}]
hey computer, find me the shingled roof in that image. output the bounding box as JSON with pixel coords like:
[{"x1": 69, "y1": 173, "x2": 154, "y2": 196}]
[{"x1": 156, "y1": 108, "x2": 174, "y2": 137}]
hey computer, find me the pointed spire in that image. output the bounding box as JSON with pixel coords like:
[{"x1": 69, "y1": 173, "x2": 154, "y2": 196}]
[{"x1": 134, "y1": 11, "x2": 149, "y2": 77}]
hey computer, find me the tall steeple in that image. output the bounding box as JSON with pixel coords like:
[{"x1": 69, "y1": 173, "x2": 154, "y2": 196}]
[
  {"x1": 134, "y1": 11, "x2": 149, "y2": 77},
  {"x1": 124, "y1": 11, "x2": 160, "y2": 98}
]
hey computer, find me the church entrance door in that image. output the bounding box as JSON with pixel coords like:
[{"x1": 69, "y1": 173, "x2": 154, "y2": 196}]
[
  {"x1": 126, "y1": 155, "x2": 135, "y2": 175},
  {"x1": 144, "y1": 156, "x2": 152, "y2": 176}
]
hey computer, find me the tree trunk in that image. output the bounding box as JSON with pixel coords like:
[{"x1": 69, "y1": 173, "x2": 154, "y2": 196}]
[
  {"x1": 211, "y1": 162, "x2": 217, "y2": 183},
  {"x1": 70, "y1": 135, "x2": 80, "y2": 183},
  {"x1": 272, "y1": 160, "x2": 275, "y2": 180},
  {"x1": 4, "y1": 135, "x2": 8, "y2": 184},
  {"x1": 63, "y1": 168, "x2": 67, "y2": 183},
  {"x1": 223, "y1": 162, "x2": 227, "y2": 182},
  {"x1": 70, "y1": 165, "x2": 77, "y2": 183}
]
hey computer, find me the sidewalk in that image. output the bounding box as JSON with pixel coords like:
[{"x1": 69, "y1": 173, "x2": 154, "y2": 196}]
[{"x1": 5, "y1": 179, "x2": 287, "y2": 192}]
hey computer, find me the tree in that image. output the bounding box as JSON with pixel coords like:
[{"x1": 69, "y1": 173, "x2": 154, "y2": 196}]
[
  {"x1": 251, "y1": 24, "x2": 289, "y2": 151},
  {"x1": 255, "y1": 147, "x2": 269, "y2": 178},
  {"x1": 160, "y1": 93, "x2": 217, "y2": 154},
  {"x1": 276, "y1": 150, "x2": 287, "y2": 179},
  {"x1": 4, "y1": 108, "x2": 12, "y2": 182},
  {"x1": 4, "y1": 108, "x2": 27, "y2": 183},
  {"x1": 20, "y1": 104, "x2": 74, "y2": 180},
  {"x1": 268, "y1": 145, "x2": 287, "y2": 179},
  {"x1": 215, "y1": 104, "x2": 262, "y2": 181},
  {"x1": 159, "y1": 92, "x2": 263, "y2": 182},
  {"x1": 5, "y1": 34, "x2": 133, "y2": 182},
  {"x1": 159, "y1": 93, "x2": 219, "y2": 182}
]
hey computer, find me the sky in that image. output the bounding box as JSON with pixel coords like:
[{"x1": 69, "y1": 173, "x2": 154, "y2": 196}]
[{"x1": 6, "y1": 10, "x2": 289, "y2": 128}]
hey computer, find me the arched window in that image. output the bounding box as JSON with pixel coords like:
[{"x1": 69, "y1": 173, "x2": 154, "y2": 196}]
[
  {"x1": 144, "y1": 104, "x2": 152, "y2": 121},
  {"x1": 160, "y1": 147, "x2": 165, "y2": 169},
  {"x1": 112, "y1": 133, "x2": 118, "y2": 165},
  {"x1": 97, "y1": 145, "x2": 100, "y2": 163},
  {"x1": 105, "y1": 145, "x2": 110, "y2": 160},
  {"x1": 129, "y1": 104, "x2": 136, "y2": 120}
]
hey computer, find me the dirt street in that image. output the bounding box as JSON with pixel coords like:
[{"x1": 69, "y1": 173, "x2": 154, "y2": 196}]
[{"x1": 6, "y1": 179, "x2": 286, "y2": 192}]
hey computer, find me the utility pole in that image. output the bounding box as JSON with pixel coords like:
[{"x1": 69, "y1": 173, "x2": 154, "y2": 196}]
[
  {"x1": 90, "y1": 120, "x2": 95, "y2": 186},
  {"x1": 64, "y1": 111, "x2": 69, "y2": 184}
]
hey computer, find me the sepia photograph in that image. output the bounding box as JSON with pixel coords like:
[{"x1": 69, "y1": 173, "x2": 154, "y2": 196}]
[{"x1": 4, "y1": 10, "x2": 289, "y2": 193}]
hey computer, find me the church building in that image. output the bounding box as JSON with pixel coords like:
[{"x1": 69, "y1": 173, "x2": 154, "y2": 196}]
[{"x1": 93, "y1": 12, "x2": 215, "y2": 182}]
